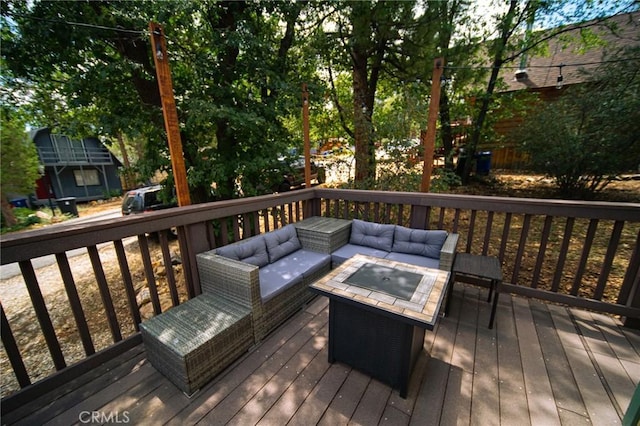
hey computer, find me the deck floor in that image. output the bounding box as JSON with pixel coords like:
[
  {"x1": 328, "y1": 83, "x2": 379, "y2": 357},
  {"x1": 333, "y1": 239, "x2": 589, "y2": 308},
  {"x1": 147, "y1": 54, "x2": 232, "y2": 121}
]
[{"x1": 4, "y1": 284, "x2": 640, "y2": 426}]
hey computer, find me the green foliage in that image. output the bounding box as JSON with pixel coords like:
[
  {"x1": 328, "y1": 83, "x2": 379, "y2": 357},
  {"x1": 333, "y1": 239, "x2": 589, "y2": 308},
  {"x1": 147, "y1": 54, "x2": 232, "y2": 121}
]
[
  {"x1": 0, "y1": 110, "x2": 41, "y2": 195},
  {"x1": 517, "y1": 51, "x2": 640, "y2": 199},
  {"x1": 0, "y1": 207, "x2": 40, "y2": 233}
]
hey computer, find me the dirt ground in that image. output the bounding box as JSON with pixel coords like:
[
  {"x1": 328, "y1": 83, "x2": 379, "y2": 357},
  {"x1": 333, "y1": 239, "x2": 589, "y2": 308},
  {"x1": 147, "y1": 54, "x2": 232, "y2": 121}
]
[{"x1": 1, "y1": 170, "x2": 638, "y2": 397}]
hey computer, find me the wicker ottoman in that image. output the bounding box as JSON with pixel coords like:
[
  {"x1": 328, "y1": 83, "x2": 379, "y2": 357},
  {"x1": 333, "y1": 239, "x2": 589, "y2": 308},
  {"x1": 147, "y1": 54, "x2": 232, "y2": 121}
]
[
  {"x1": 140, "y1": 293, "x2": 253, "y2": 395},
  {"x1": 294, "y1": 216, "x2": 352, "y2": 253}
]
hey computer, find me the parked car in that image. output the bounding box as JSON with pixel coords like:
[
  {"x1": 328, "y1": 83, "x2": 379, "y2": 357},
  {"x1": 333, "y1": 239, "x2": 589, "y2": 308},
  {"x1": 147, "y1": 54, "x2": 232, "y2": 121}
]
[
  {"x1": 273, "y1": 156, "x2": 326, "y2": 192},
  {"x1": 121, "y1": 185, "x2": 177, "y2": 215}
]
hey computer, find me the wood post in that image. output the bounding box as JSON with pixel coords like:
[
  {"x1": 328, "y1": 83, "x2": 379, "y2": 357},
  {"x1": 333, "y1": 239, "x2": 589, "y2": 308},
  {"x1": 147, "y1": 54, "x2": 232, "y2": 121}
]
[
  {"x1": 302, "y1": 84, "x2": 311, "y2": 189},
  {"x1": 149, "y1": 22, "x2": 191, "y2": 207},
  {"x1": 421, "y1": 58, "x2": 444, "y2": 193}
]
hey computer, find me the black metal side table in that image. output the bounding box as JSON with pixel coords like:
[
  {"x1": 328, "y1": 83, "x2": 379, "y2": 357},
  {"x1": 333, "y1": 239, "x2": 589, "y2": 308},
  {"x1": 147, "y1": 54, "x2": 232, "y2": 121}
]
[{"x1": 446, "y1": 253, "x2": 503, "y2": 328}]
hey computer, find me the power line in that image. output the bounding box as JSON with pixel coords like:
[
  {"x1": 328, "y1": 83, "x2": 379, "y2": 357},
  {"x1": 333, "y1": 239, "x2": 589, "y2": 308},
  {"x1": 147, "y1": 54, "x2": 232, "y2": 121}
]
[
  {"x1": 6, "y1": 13, "x2": 146, "y2": 36},
  {"x1": 444, "y1": 57, "x2": 640, "y2": 71}
]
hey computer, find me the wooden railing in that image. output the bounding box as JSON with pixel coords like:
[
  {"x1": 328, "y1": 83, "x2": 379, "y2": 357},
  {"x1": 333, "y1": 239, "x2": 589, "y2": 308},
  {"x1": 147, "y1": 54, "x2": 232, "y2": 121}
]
[{"x1": 1, "y1": 188, "x2": 639, "y2": 412}]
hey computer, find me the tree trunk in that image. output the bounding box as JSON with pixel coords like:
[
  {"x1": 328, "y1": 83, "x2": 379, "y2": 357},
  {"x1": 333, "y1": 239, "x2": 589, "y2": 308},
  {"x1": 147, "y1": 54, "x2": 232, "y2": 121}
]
[
  {"x1": 352, "y1": 56, "x2": 375, "y2": 183},
  {"x1": 461, "y1": 0, "x2": 517, "y2": 184},
  {"x1": 1, "y1": 197, "x2": 18, "y2": 228}
]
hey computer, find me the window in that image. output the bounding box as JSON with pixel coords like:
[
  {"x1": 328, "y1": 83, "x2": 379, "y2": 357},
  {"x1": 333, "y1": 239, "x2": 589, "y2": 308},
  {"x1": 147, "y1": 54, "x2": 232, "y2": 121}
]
[{"x1": 74, "y1": 169, "x2": 100, "y2": 186}]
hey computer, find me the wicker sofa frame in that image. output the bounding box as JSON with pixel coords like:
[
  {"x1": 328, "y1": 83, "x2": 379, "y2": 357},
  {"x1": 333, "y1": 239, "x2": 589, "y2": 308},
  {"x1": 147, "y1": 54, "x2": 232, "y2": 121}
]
[{"x1": 196, "y1": 234, "x2": 330, "y2": 342}]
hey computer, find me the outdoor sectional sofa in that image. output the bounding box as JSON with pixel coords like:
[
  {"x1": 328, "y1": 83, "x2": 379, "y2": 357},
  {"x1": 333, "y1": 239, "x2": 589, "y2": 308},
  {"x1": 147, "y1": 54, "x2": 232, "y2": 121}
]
[{"x1": 141, "y1": 216, "x2": 458, "y2": 395}]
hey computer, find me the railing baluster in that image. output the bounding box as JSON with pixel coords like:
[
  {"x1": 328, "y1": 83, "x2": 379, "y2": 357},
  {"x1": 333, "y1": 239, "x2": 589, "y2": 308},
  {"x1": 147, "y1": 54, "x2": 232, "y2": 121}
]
[
  {"x1": 113, "y1": 240, "x2": 142, "y2": 330},
  {"x1": 570, "y1": 219, "x2": 599, "y2": 296},
  {"x1": 158, "y1": 231, "x2": 180, "y2": 308},
  {"x1": 498, "y1": 212, "x2": 512, "y2": 263},
  {"x1": 87, "y1": 246, "x2": 122, "y2": 343},
  {"x1": 137, "y1": 235, "x2": 162, "y2": 316},
  {"x1": 55, "y1": 253, "x2": 95, "y2": 355},
  {"x1": 482, "y1": 211, "x2": 494, "y2": 256},
  {"x1": 18, "y1": 260, "x2": 67, "y2": 370},
  {"x1": 512, "y1": 214, "x2": 532, "y2": 284},
  {"x1": 437, "y1": 207, "x2": 446, "y2": 229},
  {"x1": 1, "y1": 302, "x2": 31, "y2": 387},
  {"x1": 397, "y1": 204, "x2": 404, "y2": 226},
  {"x1": 552, "y1": 217, "x2": 575, "y2": 293},
  {"x1": 233, "y1": 216, "x2": 241, "y2": 240},
  {"x1": 594, "y1": 221, "x2": 624, "y2": 300},
  {"x1": 466, "y1": 210, "x2": 477, "y2": 253},
  {"x1": 453, "y1": 209, "x2": 461, "y2": 234},
  {"x1": 618, "y1": 228, "x2": 640, "y2": 306},
  {"x1": 531, "y1": 216, "x2": 553, "y2": 289}
]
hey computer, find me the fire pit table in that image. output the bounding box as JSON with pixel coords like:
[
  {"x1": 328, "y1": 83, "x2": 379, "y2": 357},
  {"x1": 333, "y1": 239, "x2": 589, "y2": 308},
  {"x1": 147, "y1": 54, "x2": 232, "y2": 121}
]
[{"x1": 310, "y1": 254, "x2": 450, "y2": 398}]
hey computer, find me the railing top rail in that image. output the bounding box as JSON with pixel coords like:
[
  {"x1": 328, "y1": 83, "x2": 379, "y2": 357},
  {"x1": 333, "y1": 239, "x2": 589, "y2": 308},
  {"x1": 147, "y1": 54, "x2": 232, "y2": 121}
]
[
  {"x1": 314, "y1": 188, "x2": 640, "y2": 222},
  {"x1": 2, "y1": 188, "x2": 638, "y2": 265},
  {"x1": 0, "y1": 190, "x2": 316, "y2": 265}
]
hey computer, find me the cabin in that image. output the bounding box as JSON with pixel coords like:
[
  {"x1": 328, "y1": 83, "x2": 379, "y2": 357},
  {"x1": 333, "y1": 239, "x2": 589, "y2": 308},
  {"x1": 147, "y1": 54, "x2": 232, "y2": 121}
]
[
  {"x1": 482, "y1": 11, "x2": 639, "y2": 169},
  {"x1": 30, "y1": 127, "x2": 122, "y2": 205}
]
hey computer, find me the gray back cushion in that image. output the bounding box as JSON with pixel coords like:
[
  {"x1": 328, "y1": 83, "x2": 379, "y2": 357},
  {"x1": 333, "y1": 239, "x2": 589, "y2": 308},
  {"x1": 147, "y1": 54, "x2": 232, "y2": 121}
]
[
  {"x1": 216, "y1": 236, "x2": 269, "y2": 267},
  {"x1": 349, "y1": 219, "x2": 395, "y2": 252},
  {"x1": 392, "y1": 226, "x2": 448, "y2": 259},
  {"x1": 264, "y1": 224, "x2": 302, "y2": 263}
]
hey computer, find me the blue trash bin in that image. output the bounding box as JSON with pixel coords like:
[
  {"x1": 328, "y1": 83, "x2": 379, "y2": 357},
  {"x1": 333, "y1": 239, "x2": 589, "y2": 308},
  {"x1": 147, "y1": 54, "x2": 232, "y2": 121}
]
[
  {"x1": 474, "y1": 151, "x2": 492, "y2": 176},
  {"x1": 9, "y1": 198, "x2": 28, "y2": 208}
]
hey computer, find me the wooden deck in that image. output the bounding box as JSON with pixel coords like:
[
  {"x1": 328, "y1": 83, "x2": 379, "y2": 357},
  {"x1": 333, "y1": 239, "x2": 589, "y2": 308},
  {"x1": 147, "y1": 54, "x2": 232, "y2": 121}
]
[{"x1": 4, "y1": 284, "x2": 640, "y2": 426}]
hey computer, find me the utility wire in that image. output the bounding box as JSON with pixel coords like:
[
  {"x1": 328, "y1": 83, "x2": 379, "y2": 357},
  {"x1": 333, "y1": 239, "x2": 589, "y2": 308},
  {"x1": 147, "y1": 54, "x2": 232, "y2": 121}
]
[
  {"x1": 445, "y1": 57, "x2": 640, "y2": 71},
  {"x1": 6, "y1": 12, "x2": 146, "y2": 36}
]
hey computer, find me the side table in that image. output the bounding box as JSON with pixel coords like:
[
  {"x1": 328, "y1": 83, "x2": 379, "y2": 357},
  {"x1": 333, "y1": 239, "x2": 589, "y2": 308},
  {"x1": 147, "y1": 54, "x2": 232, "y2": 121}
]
[{"x1": 446, "y1": 253, "x2": 502, "y2": 328}]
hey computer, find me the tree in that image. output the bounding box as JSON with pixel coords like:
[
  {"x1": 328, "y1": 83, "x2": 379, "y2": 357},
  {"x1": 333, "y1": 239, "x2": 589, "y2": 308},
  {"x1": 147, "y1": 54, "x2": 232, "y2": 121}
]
[
  {"x1": 319, "y1": 1, "x2": 440, "y2": 185},
  {"x1": 0, "y1": 111, "x2": 41, "y2": 227},
  {"x1": 517, "y1": 48, "x2": 640, "y2": 198},
  {"x1": 2, "y1": 0, "x2": 309, "y2": 201}
]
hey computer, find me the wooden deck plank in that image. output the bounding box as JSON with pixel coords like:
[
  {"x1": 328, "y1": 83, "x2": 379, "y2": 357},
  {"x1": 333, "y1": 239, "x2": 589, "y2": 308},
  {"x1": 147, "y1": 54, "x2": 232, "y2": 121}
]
[
  {"x1": 3, "y1": 345, "x2": 146, "y2": 425},
  {"x1": 197, "y1": 310, "x2": 329, "y2": 425},
  {"x1": 513, "y1": 296, "x2": 561, "y2": 426},
  {"x1": 254, "y1": 336, "x2": 331, "y2": 425},
  {"x1": 166, "y1": 307, "x2": 320, "y2": 426},
  {"x1": 42, "y1": 362, "x2": 157, "y2": 426},
  {"x1": 317, "y1": 369, "x2": 370, "y2": 425},
  {"x1": 529, "y1": 300, "x2": 586, "y2": 419},
  {"x1": 349, "y1": 378, "x2": 391, "y2": 425},
  {"x1": 6, "y1": 286, "x2": 640, "y2": 426},
  {"x1": 496, "y1": 293, "x2": 530, "y2": 426},
  {"x1": 286, "y1": 363, "x2": 350, "y2": 426},
  {"x1": 574, "y1": 310, "x2": 637, "y2": 418},
  {"x1": 410, "y1": 285, "x2": 461, "y2": 425},
  {"x1": 468, "y1": 285, "x2": 501, "y2": 425},
  {"x1": 593, "y1": 313, "x2": 640, "y2": 364},
  {"x1": 551, "y1": 306, "x2": 621, "y2": 425},
  {"x1": 410, "y1": 279, "x2": 464, "y2": 426},
  {"x1": 438, "y1": 285, "x2": 480, "y2": 426}
]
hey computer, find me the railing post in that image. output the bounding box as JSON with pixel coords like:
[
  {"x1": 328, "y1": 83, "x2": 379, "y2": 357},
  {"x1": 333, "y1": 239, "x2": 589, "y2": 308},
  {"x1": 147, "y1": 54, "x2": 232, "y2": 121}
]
[{"x1": 410, "y1": 205, "x2": 429, "y2": 230}]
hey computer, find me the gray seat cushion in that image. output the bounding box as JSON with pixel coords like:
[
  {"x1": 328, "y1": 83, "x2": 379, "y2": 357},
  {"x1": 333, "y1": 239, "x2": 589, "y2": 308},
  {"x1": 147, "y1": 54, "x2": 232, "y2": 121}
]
[
  {"x1": 392, "y1": 226, "x2": 448, "y2": 259},
  {"x1": 331, "y1": 243, "x2": 390, "y2": 266},
  {"x1": 216, "y1": 236, "x2": 269, "y2": 267},
  {"x1": 258, "y1": 249, "x2": 330, "y2": 302},
  {"x1": 264, "y1": 224, "x2": 302, "y2": 263},
  {"x1": 384, "y1": 251, "x2": 440, "y2": 269},
  {"x1": 259, "y1": 266, "x2": 303, "y2": 302},
  {"x1": 349, "y1": 219, "x2": 395, "y2": 252}
]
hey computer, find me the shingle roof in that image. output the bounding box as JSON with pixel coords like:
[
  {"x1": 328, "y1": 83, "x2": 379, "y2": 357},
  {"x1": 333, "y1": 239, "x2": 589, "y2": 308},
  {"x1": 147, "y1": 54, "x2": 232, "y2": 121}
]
[{"x1": 500, "y1": 11, "x2": 639, "y2": 92}]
